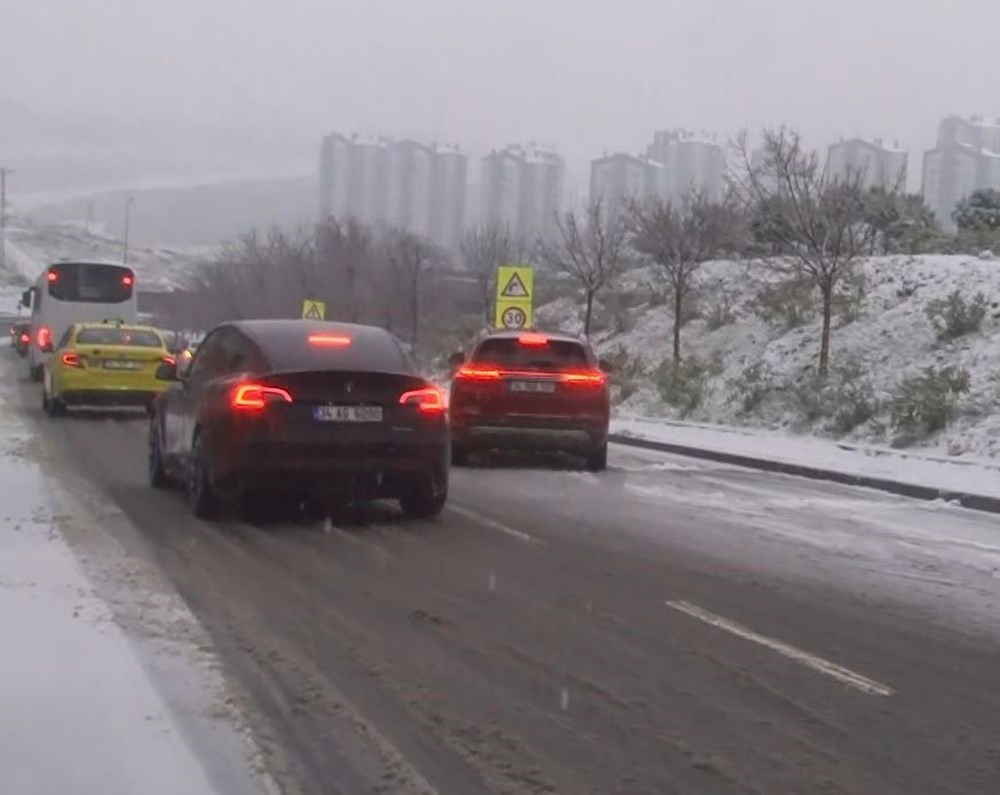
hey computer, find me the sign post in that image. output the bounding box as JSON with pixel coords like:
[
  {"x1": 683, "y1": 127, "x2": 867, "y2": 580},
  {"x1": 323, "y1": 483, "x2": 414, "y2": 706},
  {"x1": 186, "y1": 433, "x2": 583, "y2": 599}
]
[
  {"x1": 494, "y1": 265, "x2": 534, "y2": 330},
  {"x1": 302, "y1": 299, "x2": 326, "y2": 321}
]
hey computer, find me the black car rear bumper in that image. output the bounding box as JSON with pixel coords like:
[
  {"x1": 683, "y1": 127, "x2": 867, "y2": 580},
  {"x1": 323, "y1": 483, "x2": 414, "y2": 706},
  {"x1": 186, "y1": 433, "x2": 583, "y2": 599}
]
[{"x1": 212, "y1": 439, "x2": 449, "y2": 500}]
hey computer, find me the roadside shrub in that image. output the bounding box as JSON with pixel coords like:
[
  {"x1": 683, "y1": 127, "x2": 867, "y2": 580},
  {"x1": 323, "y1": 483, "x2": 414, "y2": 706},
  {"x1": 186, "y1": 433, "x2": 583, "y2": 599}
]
[
  {"x1": 753, "y1": 277, "x2": 816, "y2": 329},
  {"x1": 788, "y1": 360, "x2": 879, "y2": 434},
  {"x1": 729, "y1": 362, "x2": 776, "y2": 415},
  {"x1": 655, "y1": 354, "x2": 712, "y2": 417},
  {"x1": 706, "y1": 294, "x2": 737, "y2": 331},
  {"x1": 890, "y1": 365, "x2": 971, "y2": 442},
  {"x1": 833, "y1": 268, "x2": 866, "y2": 326},
  {"x1": 924, "y1": 290, "x2": 987, "y2": 342},
  {"x1": 603, "y1": 345, "x2": 646, "y2": 403}
]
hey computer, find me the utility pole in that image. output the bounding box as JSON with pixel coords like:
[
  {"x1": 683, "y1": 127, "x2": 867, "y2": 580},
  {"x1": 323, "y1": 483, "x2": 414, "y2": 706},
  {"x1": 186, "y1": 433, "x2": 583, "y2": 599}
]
[
  {"x1": 122, "y1": 196, "x2": 135, "y2": 264},
  {"x1": 0, "y1": 168, "x2": 13, "y2": 273}
]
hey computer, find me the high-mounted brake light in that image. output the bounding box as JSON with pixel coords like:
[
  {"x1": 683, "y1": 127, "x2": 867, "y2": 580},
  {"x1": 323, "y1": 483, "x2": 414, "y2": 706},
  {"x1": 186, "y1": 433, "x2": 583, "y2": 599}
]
[
  {"x1": 61, "y1": 352, "x2": 83, "y2": 368},
  {"x1": 231, "y1": 383, "x2": 293, "y2": 410},
  {"x1": 399, "y1": 387, "x2": 445, "y2": 413},
  {"x1": 518, "y1": 332, "x2": 549, "y2": 346},
  {"x1": 308, "y1": 334, "x2": 351, "y2": 347},
  {"x1": 46, "y1": 271, "x2": 58, "y2": 283},
  {"x1": 455, "y1": 365, "x2": 502, "y2": 381}
]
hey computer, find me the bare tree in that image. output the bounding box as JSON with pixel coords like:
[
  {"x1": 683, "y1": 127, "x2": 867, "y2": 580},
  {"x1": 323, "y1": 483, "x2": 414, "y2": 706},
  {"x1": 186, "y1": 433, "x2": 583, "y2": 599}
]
[
  {"x1": 461, "y1": 223, "x2": 526, "y2": 323},
  {"x1": 541, "y1": 198, "x2": 630, "y2": 337},
  {"x1": 316, "y1": 216, "x2": 372, "y2": 321},
  {"x1": 732, "y1": 128, "x2": 876, "y2": 375},
  {"x1": 628, "y1": 192, "x2": 740, "y2": 363},
  {"x1": 384, "y1": 228, "x2": 443, "y2": 353}
]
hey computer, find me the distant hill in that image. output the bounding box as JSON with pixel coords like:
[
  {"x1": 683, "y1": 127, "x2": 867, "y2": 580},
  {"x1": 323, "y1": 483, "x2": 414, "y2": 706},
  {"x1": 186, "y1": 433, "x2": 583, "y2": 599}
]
[
  {"x1": 27, "y1": 174, "x2": 318, "y2": 248},
  {"x1": 1, "y1": 216, "x2": 206, "y2": 290}
]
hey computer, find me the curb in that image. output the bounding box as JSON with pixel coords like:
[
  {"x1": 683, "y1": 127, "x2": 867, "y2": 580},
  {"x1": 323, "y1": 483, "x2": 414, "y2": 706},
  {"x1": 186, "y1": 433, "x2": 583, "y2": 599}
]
[{"x1": 609, "y1": 433, "x2": 1000, "y2": 515}]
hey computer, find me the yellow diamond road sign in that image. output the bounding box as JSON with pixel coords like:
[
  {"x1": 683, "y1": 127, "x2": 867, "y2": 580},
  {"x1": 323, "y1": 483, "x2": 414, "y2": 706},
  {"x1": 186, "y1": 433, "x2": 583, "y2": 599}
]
[
  {"x1": 302, "y1": 299, "x2": 326, "y2": 321},
  {"x1": 495, "y1": 265, "x2": 534, "y2": 330}
]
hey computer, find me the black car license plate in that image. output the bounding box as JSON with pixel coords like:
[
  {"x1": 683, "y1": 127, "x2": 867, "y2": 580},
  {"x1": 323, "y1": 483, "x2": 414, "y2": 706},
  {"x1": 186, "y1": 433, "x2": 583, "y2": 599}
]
[{"x1": 313, "y1": 405, "x2": 383, "y2": 422}]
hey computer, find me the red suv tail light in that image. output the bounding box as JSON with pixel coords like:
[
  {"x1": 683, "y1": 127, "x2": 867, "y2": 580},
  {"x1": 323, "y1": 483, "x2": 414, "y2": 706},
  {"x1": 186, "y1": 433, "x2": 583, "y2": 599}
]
[
  {"x1": 399, "y1": 387, "x2": 445, "y2": 413},
  {"x1": 561, "y1": 370, "x2": 607, "y2": 387},
  {"x1": 455, "y1": 365, "x2": 502, "y2": 382},
  {"x1": 231, "y1": 383, "x2": 293, "y2": 411},
  {"x1": 37, "y1": 326, "x2": 51, "y2": 349}
]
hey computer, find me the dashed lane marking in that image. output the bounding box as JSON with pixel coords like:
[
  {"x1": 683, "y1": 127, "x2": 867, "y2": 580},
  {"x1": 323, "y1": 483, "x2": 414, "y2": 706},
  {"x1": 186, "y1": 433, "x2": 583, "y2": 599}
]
[
  {"x1": 666, "y1": 599, "x2": 894, "y2": 697},
  {"x1": 445, "y1": 504, "x2": 545, "y2": 546}
]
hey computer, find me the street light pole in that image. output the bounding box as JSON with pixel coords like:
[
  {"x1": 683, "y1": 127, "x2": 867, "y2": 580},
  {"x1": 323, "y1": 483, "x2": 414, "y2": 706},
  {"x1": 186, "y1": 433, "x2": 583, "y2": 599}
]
[
  {"x1": 0, "y1": 168, "x2": 14, "y2": 273},
  {"x1": 122, "y1": 196, "x2": 135, "y2": 264}
]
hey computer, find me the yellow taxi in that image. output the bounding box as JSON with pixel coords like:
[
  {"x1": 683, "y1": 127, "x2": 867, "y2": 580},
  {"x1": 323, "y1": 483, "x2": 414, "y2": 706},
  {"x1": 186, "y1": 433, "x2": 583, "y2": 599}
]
[{"x1": 42, "y1": 321, "x2": 177, "y2": 417}]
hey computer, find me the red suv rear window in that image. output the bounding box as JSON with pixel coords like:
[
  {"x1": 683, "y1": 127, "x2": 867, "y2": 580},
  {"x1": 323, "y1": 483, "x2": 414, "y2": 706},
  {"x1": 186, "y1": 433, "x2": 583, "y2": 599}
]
[{"x1": 473, "y1": 338, "x2": 588, "y2": 369}]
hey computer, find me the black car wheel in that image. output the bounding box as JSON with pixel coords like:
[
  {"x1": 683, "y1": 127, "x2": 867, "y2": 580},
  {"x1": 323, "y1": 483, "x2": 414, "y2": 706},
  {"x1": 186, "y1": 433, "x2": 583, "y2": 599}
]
[
  {"x1": 400, "y1": 484, "x2": 447, "y2": 520},
  {"x1": 148, "y1": 419, "x2": 169, "y2": 489},
  {"x1": 586, "y1": 443, "x2": 608, "y2": 473},
  {"x1": 187, "y1": 432, "x2": 220, "y2": 520}
]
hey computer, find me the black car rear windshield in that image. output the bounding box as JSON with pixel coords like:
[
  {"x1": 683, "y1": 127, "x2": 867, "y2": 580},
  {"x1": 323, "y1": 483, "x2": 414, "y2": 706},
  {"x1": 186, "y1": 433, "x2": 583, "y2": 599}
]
[
  {"x1": 76, "y1": 328, "x2": 163, "y2": 347},
  {"x1": 472, "y1": 338, "x2": 589, "y2": 368},
  {"x1": 261, "y1": 329, "x2": 414, "y2": 373}
]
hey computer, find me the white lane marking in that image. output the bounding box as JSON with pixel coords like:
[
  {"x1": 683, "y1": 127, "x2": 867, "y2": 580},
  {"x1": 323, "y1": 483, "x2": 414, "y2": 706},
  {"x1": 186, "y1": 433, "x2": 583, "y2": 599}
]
[
  {"x1": 665, "y1": 600, "x2": 894, "y2": 697},
  {"x1": 446, "y1": 504, "x2": 544, "y2": 546}
]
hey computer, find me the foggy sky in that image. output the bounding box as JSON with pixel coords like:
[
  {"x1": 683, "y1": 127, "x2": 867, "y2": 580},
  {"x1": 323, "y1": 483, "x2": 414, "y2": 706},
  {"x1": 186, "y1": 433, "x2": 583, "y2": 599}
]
[{"x1": 5, "y1": 0, "x2": 1000, "y2": 184}]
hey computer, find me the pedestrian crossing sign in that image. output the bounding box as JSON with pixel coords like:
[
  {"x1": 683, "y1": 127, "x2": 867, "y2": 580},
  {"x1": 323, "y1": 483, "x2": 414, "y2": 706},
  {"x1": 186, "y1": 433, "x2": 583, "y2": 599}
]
[
  {"x1": 495, "y1": 265, "x2": 534, "y2": 330},
  {"x1": 302, "y1": 299, "x2": 326, "y2": 321}
]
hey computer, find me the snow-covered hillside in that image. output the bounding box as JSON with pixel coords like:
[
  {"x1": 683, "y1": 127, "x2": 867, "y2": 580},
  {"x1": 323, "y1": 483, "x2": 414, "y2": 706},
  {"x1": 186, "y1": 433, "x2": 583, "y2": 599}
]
[
  {"x1": 1, "y1": 217, "x2": 205, "y2": 290},
  {"x1": 537, "y1": 254, "x2": 1000, "y2": 459}
]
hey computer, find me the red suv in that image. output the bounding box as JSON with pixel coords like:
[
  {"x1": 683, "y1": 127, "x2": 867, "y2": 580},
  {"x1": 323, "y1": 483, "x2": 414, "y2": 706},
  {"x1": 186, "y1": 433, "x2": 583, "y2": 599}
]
[{"x1": 448, "y1": 330, "x2": 611, "y2": 471}]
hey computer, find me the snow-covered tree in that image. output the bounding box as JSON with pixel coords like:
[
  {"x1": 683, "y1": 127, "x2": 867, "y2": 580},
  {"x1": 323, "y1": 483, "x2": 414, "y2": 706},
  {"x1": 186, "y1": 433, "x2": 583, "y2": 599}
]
[
  {"x1": 541, "y1": 198, "x2": 630, "y2": 337},
  {"x1": 628, "y1": 192, "x2": 741, "y2": 364},
  {"x1": 953, "y1": 189, "x2": 1000, "y2": 233},
  {"x1": 732, "y1": 128, "x2": 876, "y2": 376}
]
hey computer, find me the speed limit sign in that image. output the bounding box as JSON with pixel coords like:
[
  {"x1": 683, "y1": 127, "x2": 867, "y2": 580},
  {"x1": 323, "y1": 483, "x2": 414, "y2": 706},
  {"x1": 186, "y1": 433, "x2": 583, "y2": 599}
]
[{"x1": 500, "y1": 306, "x2": 527, "y2": 329}]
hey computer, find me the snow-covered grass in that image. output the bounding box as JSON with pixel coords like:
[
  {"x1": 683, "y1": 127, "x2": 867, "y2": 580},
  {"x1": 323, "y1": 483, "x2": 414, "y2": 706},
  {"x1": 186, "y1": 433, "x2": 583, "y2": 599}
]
[{"x1": 543, "y1": 254, "x2": 1000, "y2": 459}]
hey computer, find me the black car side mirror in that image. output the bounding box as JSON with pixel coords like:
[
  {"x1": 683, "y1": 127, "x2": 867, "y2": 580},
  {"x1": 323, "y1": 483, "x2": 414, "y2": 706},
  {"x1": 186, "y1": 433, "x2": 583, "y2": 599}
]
[
  {"x1": 448, "y1": 351, "x2": 465, "y2": 369},
  {"x1": 19, "y1": 289, "x2": 31, "y2": 309},
  {"x1": 599, "y1": 358, "x2": 613, "y2": 373}
]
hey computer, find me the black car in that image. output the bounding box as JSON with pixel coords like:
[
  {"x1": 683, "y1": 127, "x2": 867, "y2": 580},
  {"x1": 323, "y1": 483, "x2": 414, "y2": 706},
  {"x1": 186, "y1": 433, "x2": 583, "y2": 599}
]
[
  {"x1": 448, "y1": 330, "x2": 611, "y2": 470},
  {"x1": 148, "y1": 319, "x2": 449, "y2": 520}
]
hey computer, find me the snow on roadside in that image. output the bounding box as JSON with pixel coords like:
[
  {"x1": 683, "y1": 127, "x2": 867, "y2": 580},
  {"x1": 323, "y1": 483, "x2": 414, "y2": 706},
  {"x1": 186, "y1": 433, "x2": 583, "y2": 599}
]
[
  {"x1": 612, "y1": 416, "x2": 1000, "y2": 501},
  {"x1": 554, "y1": 254, "x2": 1000, "y2": 459},
  {"x1": 0, "y1": 357, "x2": 277, "y2": 795}
]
